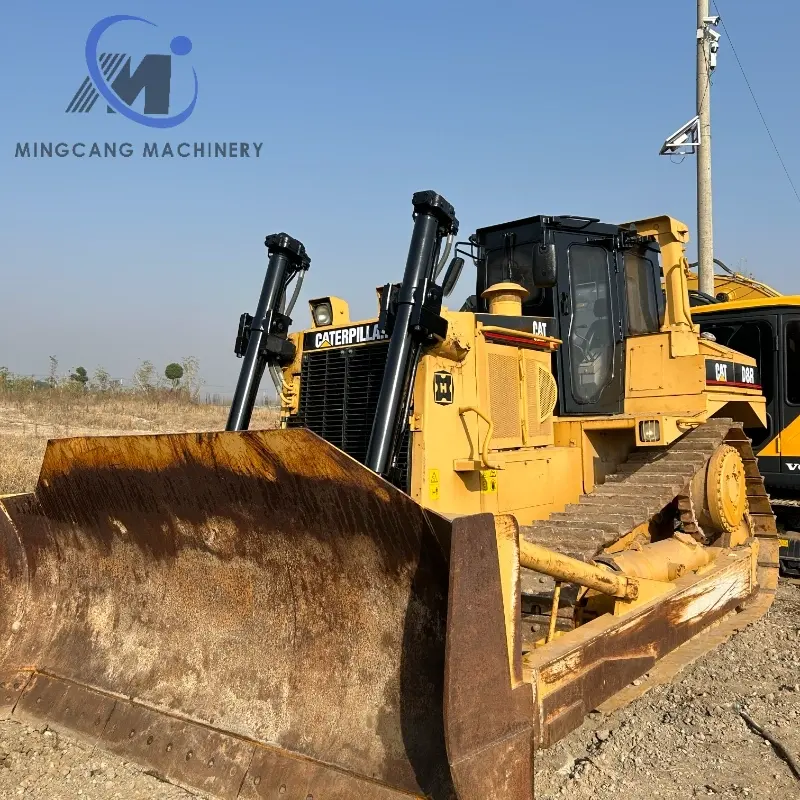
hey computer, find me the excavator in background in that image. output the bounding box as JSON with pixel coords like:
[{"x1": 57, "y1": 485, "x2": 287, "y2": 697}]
[
  {"x1": 686, "y1": 258, "x2": 782, "y2": 305},
  {"x1": 687, "y1": 262, "x2": 800, "y2": 576},
  {"x1": 0, "y1": 192, "x2": 779, "y2": 800}
]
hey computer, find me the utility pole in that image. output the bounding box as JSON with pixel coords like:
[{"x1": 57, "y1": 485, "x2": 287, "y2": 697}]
[{"x1": 696, "y1": 0, "x2": 714, "y2": 296}]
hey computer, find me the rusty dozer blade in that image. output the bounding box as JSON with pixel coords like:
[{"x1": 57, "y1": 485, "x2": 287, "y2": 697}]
[{"x1": 0, "y1": 428, "x2": 533, "y2": 800}]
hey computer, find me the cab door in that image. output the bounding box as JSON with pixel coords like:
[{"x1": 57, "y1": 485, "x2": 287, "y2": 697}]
[
  {"x1": 697, "y1": 313, "x2": 780, "y2": 476},
  {"x1": 780, "y1": 314, "x2": 800, "y2": 480},
  {"x1": 555, "y1": 234, "x2": 625, "y2": 415}
]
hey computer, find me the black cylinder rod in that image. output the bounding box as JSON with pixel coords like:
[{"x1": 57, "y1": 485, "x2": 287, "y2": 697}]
[
  {"x1": 365, "y1": 191, "x2": 457, "y2": 475},
  {"x1": 226, "y1": 233, "x2": 308, "y2": 432}
]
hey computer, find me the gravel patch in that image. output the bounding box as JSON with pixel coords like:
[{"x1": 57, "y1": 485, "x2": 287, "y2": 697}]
[
  {"x1": 534, "y1": 580, "x2": 800, "y2": 799},
  {"x1": 1, "y1": 583, "x2": 797, "y2": 799},
  {"x1": 0, "y1": 724, "x2": 196, "y2": 799}
]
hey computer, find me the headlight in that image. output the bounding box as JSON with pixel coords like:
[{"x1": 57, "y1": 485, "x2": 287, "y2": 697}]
[
  {"x1": 312, "y1": 302, "x2": 333, "y2": 327},
  {"x1": 639, "y1": 419, "x2": 661, "y2": 443},
  {"x1": 308, "y1": 296, "x2": 349, "y2": 327}
]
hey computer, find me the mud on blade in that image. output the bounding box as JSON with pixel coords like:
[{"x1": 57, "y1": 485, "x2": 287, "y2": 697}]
[{"x1": 0, "y1": 428, "x2": 467, "y2": 799}]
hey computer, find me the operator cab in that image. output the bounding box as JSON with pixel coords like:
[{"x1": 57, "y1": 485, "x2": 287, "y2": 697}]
[{"x1": 462, "y1": 216, "x2": 665, "y2": 416}]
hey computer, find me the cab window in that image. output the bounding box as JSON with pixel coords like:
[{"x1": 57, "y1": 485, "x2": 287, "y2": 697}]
[
  {"x1": 787, "y1": 320, "x2": 800, "y2": 404},
  {"x1": 624, "y1": 248, "x2": 661, "y2": 335},
  {"x1": 703, "y1": 321, "x2": 774, "y2": 406},
  {"x1": 484, "y1": 234, "x2": 540, "y2": 304}
]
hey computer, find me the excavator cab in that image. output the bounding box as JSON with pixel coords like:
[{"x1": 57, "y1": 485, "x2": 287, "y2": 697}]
[
  {"x1": 694, "y1": 296, "x2": 800, "y2": 575},
  {"x1": 0, "y1": 191, "x2": 779, "y2": 800}
]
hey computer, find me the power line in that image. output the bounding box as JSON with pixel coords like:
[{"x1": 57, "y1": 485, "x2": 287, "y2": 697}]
[{"x1": 713, "y1": 0, "x2": 800, "y2": 207}]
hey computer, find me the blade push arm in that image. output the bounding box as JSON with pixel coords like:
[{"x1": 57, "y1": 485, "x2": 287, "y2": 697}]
[
  {"x1": 226, "y1": 233, "x2": 310, "y2": 431},
  {"x1": 366, "y1": 191, "x2": 459, "y2": 477}
]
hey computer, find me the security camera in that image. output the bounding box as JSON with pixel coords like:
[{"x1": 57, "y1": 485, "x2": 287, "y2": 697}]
[
  {"x1": 703, "y1": 15, "x2": 721, "y2": 26},
  {"x1": 707, "y1": 28, "x2": 721, "y2": 43}
]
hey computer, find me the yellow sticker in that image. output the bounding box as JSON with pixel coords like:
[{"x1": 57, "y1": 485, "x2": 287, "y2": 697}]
[
  {"x1": 779, "y1": 538, "x2": 789, "y2": 548},
  {"x1": 429, "y1": 468, "x2": 440, "y2": 501},
  {"x1": 480, "y1": 469, "x2": 498, "y2": 493}
]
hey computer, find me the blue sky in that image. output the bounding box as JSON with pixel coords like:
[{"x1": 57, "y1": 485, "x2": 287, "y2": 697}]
[{"x1": 1, "y1": 1, "x2": 798, "y2": 396}]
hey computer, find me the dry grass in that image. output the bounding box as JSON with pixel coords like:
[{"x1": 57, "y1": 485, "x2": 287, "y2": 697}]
[
  {"x1": 0, "y1": 394, "x2": 278, "y2": 495},
  {"x1": 0, "y1": 435, "x2": 49, "y2": 496}
]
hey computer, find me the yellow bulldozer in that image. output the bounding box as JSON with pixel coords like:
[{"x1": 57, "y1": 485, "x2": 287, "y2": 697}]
[{"x1": 0, "y1": 192, "x2": 779, "y2": 800}]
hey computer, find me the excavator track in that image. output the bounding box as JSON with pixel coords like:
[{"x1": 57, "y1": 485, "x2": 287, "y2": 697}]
[
  {"x1": 519, "y1": 419, "x2": 779, "y2": 641},
  {"x1": 770, "y1": 496, "x2": 800, "y2": 508}
]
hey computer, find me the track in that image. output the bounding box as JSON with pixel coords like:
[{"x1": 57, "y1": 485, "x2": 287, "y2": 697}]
[
  {"x1": 770, "y1": 496, "x2": 800, "y2": 508},
  {"x1": 519, "y1": 418, "x2": 779, "y2": 640}
]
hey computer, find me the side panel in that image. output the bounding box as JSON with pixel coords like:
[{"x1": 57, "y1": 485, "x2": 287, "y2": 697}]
[
  {"x1": 410, "y1": 314, "x2": 482, "y2": 515},
  {"x1": 493, "y1": 447, "x2": 582, "y2": 525},
  {"x1": 624, "y1": 333, "x2": 705, "y2": 409}
]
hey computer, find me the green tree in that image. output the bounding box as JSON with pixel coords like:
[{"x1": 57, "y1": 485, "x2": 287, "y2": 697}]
[
  {"x1": 70, "y1": 366, "x2": 89, "y2": 387},
  {"x1": 164, "y1": 362, "x2": 184, "y2": 389}
]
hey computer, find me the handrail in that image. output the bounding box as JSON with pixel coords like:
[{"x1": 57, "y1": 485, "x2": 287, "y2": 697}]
[{"x1": 458, "y1": 406, "x2": 502, "y2": 470}]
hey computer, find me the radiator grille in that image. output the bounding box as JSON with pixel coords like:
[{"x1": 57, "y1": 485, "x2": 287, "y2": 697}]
[
  {"x1": 538, "y1": 365, "x2": 558, "y2": 419},
  {"x1": 524, "y1": 356, "x2": 557, "y2": 440},
  {"x1": 286, "y1": 342, "x2": 410, "y2": 490},
  {"x1": 525, "y1": 357, "x2": 543, "y2": 438},
  {"x1": 488, "y1": 350, "x2": 522, "y2": 445}
]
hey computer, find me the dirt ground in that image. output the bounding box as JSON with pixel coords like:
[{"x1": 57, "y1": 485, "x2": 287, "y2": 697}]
[
  {"x1": 0, "y1": 582, "x2": 796, "y2": 799},
  {"x1": 533, "y1": 579, "x2": 800, "y2": 799}
]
